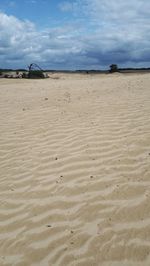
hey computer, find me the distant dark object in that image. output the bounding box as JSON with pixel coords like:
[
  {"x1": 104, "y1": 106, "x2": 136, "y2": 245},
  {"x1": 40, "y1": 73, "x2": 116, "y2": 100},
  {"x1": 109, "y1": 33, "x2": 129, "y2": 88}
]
[
  {"x1": 0, "y1": 70, "x2": 2, "y2": 76},
  {"x1": 28, "y1": 70, "x2": 45, "y2": 79},
  {"x1": 22, "y1": 72, "x2": 28, "y2": 78},
  {"x1": 4, "y1": 74, "x2": 9, "y2": 78},
  {"x1": 28, "y1": 63, "x2": 46, "y2": 79},
  {"x1": 109, "y1": 64, "x2": 119, "y2": 73},
  {"x1": 28, "y1": 63, "x2": 43, "y2": 72}
]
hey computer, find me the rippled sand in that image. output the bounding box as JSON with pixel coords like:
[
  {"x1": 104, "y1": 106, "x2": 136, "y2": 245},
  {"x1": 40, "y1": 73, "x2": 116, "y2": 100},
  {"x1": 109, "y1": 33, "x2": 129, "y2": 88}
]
[{"x1": 0, "y1": 73, "x2": 150, "y2": 266}]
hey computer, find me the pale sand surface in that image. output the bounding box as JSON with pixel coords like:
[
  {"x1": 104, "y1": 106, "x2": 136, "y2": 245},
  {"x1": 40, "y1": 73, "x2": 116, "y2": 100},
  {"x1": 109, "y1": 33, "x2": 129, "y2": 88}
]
[{"x1": 0, "y1": 73, "x2": 150, "y2": 266}]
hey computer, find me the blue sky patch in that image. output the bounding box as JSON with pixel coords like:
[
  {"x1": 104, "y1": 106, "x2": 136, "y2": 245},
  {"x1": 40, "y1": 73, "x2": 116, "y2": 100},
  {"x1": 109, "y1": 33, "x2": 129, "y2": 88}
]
[{"x1": 0, "y1": 0, "x2": 150, "y2": 69}]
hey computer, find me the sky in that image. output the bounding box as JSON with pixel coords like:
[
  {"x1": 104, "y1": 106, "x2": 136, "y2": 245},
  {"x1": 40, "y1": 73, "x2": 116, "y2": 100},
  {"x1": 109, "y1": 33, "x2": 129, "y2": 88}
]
[{"x1": 0, "y1": 0, "x2": 150, "y2": 70}]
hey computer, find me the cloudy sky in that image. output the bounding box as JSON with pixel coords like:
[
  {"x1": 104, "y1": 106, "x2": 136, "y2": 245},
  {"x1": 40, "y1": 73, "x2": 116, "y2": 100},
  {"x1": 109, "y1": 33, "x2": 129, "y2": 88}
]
[{"x1": 0, "y1": 0, "x2": 150, "y2": 69}]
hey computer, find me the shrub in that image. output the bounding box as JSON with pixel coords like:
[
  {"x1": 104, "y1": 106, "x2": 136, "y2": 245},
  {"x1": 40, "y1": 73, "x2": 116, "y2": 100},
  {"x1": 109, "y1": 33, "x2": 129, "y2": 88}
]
[
  {"x1": 28, "y1": 70, "x2": 45, "y2": 79},
  {"x1": 109, "y1": 64, "x2": 118, "y2": 73}
]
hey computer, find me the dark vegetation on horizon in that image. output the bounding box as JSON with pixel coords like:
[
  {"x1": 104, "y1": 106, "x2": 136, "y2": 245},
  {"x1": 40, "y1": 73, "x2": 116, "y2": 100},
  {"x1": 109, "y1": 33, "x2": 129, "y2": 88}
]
[
  {"x1": 1, "y1": 64, "x2": 150, "y2": 78},
  {"x1": 1, "y1": 67, "x2": 150, "y2": 73}
]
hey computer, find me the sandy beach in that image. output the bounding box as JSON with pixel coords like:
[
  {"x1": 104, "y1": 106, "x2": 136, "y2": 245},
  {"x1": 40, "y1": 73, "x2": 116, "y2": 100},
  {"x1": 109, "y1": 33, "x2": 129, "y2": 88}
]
[{"x1": 0, "y1": 72, "x2": 150, "y2": 266}]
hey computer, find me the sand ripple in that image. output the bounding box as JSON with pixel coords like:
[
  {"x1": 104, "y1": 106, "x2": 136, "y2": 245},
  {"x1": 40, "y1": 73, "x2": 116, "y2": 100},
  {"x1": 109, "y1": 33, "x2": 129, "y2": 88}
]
[{"x1": 0, "y1": 74, "x2": 150, "y2": 266}]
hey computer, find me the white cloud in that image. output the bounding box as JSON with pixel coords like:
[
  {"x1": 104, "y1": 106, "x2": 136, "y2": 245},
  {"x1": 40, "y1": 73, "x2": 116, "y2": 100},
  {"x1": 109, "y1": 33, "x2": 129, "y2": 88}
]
[
  {"x1": 58, "y1": 0, "x2": 150, "y2": 68},
  {"x1": 0, "y1": 12, "x2": 84, "y2": 69},
  {"x1": 0, "y1": 0, "x2": 150, "y2": 69}
]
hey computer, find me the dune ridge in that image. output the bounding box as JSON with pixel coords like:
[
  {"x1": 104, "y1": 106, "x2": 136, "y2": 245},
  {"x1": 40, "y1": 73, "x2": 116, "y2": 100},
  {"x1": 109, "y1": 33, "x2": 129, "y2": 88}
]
[{"x1": 0, "y1": 73, "x2": 150, "y2": 266}]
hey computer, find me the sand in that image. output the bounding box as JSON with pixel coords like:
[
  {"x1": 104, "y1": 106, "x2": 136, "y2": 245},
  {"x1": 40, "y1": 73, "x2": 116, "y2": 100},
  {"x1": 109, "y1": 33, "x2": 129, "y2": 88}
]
[{"x1": 0, "y1": 73, "x2": 150, "y2": 266}]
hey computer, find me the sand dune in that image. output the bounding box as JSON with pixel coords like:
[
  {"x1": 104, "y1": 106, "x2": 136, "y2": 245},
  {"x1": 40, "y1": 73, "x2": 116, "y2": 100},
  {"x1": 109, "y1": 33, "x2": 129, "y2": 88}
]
[{"x1": 0, "y1": 73, "x2": 150, "y2": 266}]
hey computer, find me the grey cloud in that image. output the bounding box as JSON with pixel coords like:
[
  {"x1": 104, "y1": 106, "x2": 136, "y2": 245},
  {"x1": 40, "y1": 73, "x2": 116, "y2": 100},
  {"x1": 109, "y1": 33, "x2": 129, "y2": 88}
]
[{"x1": 0, "y1": 0, "x2": 150, "y2": 69}]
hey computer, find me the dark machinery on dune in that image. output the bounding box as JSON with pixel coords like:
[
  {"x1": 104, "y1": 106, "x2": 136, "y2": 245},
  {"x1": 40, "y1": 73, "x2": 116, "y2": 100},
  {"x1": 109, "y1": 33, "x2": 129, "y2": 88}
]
[{"x1": 27, "y1": 63, "x2": 48, "y2": 78}]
